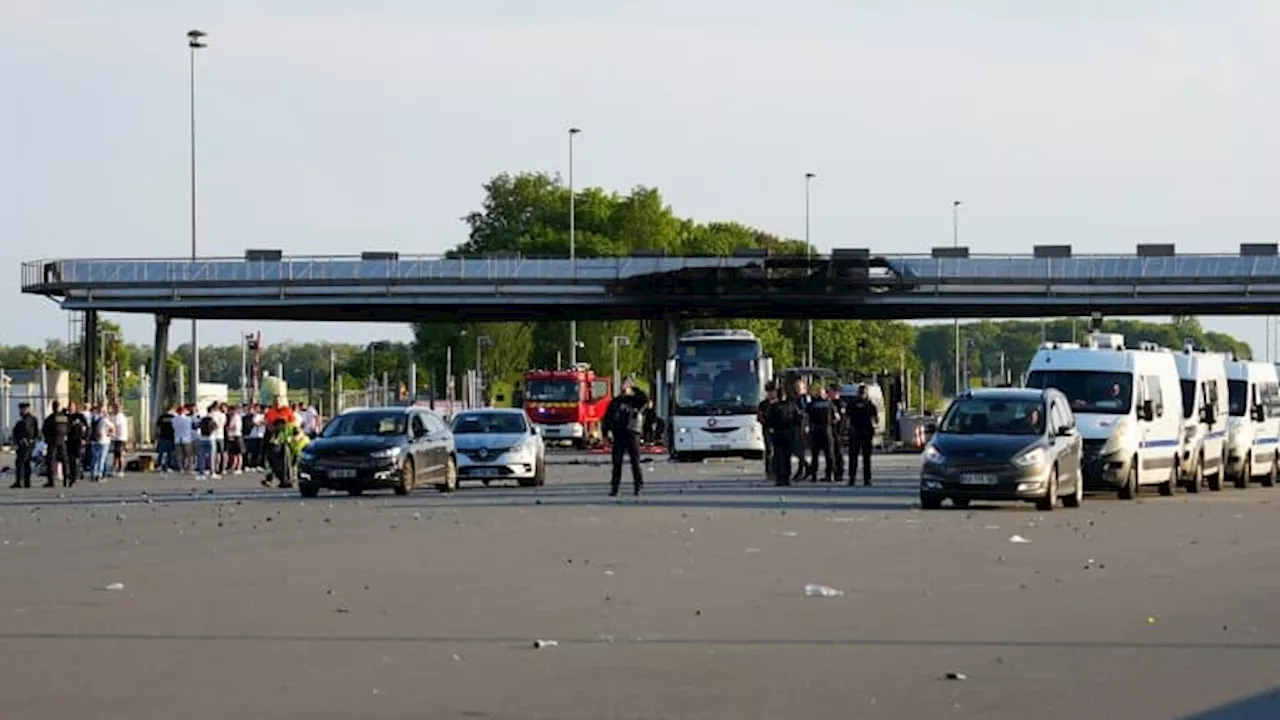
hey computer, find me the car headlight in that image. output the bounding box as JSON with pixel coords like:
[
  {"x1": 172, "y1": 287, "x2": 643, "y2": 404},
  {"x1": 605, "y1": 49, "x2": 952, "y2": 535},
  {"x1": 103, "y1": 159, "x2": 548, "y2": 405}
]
[
  {"x1": 371, "y1": 447, "x2": 401, "y2": 459},
  {"x1": 509, "y1": 440, "x2": 539, "y2": 461},
  {"x1": 922, "y1": 444, "x2": 944, "y2": 464},
  {"x1": 1012, "y1": 447, "x2": 1046, "y2": 468}
]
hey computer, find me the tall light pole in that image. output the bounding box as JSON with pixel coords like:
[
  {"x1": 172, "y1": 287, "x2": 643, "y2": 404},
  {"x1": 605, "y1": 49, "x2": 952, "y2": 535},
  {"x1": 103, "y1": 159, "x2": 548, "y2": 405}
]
[
  {"x1": 611, "y1": 335, "x2": 630, "y2": 393},
  {"x1": 476, "y1": 334, "x2": 493, "y2": 404},
  {"x1": 804, "y1": 172, "x2": 817, "y2": 367},
  {"x1": 952, "y1": 200, "x2": 962, "y2": 396},
  {"x1": 187, "y1": 29, "x2": 206, "y2": 406},
  {"x1": 568, "y1": 126, "x2": 582, "y2": 368}
]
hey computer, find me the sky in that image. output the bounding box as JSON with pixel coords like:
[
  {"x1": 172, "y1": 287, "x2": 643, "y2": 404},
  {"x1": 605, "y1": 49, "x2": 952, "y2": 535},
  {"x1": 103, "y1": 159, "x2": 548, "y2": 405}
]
[{"x1": 3, "y1": 0, "x2": 1280, "y2": 357}]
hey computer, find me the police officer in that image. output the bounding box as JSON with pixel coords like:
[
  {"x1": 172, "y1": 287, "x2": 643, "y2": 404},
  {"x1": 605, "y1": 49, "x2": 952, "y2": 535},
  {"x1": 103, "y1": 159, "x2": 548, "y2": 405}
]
[
  {"x1": 790, "y1": 379, "x2": 812, "y2": 482},
  {"x1": 806, "y1": 386, "x2": 836, "y2": 482},
  {"x1": 42, "y1": 401, "x2": 69, "y2": 488},
  {"x1": 605, "y1": 377, "x2": 647, "y2": 496},
  {"x1": 11, "y1": 403, "x2": 39, "y2": 489},
  {"x1": 65, "y1": 401, "x2": 88, "y2": 486},
  {"x1": 846, "y1": 384, "x2": 879, "y2": 486},
  {"x1": 763, "y1": 384, "x2": 798, "y2": 486},
  {"x1": 828, "y1": 384, "x2": 850, "y2": 482},
  {"x1": 758, "y1": 383, "x2": 776, "y2": 482}
]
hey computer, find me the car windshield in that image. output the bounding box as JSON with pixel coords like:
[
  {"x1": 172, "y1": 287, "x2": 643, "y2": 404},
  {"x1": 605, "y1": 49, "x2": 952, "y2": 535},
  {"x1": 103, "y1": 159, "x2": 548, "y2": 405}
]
[
  {"x1": 525, "y1": 380, "x2": 579, "y2": 402},
  {"x1": 322, "y1": 412, "x2": 406, "y2": 437},
  {"x1": 1026, "y1": 370, "x2": 1133, "y2": 415},
  {"x1": 1228, "y1": 380, "x2": 1248, "y2": 417},
  {"x1": 1180, "y1": 380, "x2": 1196, "y2": 419},
  {"x1": 451, "y1": 413, "x2": 527, "y2": 434},
  {"x1": 938, "y1": 398, "x2": 1046, "y2": 436}
]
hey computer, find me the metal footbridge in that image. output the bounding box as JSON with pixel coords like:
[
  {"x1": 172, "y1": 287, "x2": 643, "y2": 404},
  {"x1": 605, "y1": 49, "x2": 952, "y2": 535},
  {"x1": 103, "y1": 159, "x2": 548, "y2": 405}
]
[{"x1": 22, "y1": 243, "x2": 1280, "y2": 322}]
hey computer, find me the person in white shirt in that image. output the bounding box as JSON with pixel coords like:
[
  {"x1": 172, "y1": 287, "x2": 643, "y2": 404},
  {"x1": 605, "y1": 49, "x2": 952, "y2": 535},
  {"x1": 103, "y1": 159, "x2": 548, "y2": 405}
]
[
  {"x1": 110, "y1": 404, "x2": 129, "y2": 476},
  {"x1": 301, "y1": 404, "x2": 320, "y2": 438},
  {"x1": 210, "y1": 402, "x2": 228, "y2": 475},
  {"x1": 247, "y1": 405, "x2": 266, "y2": 470},
  {"x1": 89, "y1": 405, "x2": 115, "y2": 482},
  {"x1": 225, "y1": 404, "x2": 244, "y2": 475},
  {"x1": 174, "y1": 406, "x2": 192, "y2": 472}
]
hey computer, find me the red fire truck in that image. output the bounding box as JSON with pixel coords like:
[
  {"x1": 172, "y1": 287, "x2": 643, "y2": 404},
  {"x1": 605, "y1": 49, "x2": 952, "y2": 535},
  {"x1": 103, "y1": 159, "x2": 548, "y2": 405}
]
[{"x1": 522, "y1": 366, "x2": 612, "y2": 448}]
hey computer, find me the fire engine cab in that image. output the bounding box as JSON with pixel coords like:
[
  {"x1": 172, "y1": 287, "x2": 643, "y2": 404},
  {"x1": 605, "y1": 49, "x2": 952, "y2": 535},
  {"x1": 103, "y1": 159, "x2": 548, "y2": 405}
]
[{"x1": 522, "y1": 366, "x2": 612, "y2": 448}]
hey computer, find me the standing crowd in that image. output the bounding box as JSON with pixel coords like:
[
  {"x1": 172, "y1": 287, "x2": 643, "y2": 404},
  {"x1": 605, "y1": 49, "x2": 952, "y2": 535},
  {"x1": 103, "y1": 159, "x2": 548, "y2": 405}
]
[
  {"x1": 759, "y1": 379, "x2": 879, "y2": 487},
  {"x1": 9, "y1": 397, "x2": 321, "y2": 487}
]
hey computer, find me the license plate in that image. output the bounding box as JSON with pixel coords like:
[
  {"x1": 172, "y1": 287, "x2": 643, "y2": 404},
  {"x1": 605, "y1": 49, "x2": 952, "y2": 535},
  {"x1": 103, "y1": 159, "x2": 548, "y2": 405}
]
[
  {"x1": 710, "y1": 444, "x2": 731, "y2": 451},
  {"x1": 329, "y1": 469, "x2": 356, "y2": 479},
  {"x1": 960, "y1": 473, "x2": 997, "y2": 486},
  {"x1": 471, "y1": 468, "x2": 500, "y2": 478}
]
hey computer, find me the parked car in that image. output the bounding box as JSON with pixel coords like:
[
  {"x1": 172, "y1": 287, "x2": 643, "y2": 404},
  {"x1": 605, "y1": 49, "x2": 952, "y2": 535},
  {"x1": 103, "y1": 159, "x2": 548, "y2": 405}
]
[
  {"x1": 451, "y1": 408, "x2": 546, "y2": 487},
  {"x1": 920, "y1": 388, "x2": 1084, "y2": 511},
  {"x1": 297, "y1": 406, "x2": 457, "y2": 497}
]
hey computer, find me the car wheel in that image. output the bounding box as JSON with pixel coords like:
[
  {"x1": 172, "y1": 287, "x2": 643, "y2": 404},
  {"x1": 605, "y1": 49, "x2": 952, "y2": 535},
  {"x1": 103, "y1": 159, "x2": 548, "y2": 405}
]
[
  {"x1": 394, "y1": 459, "x2": 415, "y2": 496},
  {"x1": 1063, "y1": 467, "x2": 1083, "y2": 508},
  {"x1": 535, "y1": 457, "x2": 547, "y2": 487},
  {"x1": 1235, "y1": 456, "x2": 1251, "y2": 489},
  {"x1": 435, "y1": 455, "x2": 458, "y2": 493},
  {"x1": 1264, "y1": 458, "x2": 1278, "y2": 488},
  {"x1": 1186, "y1": 456, "x2": 1202, "y2": 494},
  {"x1": 1118, "y1": 459, "x2": 1138, "y2": 500},
  {"x1": 1036, "y1": 467, "x2": 1058, "y2": 512},
  {"x1": 299, "y1": 482, "x2": 320, "y2": 499},
  {"x1": 920, "y1": 492, "x2": 944, "y2": 510},
  {"x1": 1158, "y1": 457, "x2": 1177, "y2": 497},
  {"x1": 1209, "y1": 454, "x2": 1224, "y2": 491}
]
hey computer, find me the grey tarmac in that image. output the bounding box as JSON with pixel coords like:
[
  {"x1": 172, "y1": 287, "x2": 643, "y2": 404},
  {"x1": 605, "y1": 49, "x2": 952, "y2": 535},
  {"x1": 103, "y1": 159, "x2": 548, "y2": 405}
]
[{"x1": 0, "y1": 452, "x2": 1278, "y2": 719}]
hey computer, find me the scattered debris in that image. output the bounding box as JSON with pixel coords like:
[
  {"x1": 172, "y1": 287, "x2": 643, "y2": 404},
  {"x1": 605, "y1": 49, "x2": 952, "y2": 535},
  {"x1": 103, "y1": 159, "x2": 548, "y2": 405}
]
[
  {"x1": 533, "y1": 639, "x2": 559, "y2": 649},
  {"x1": 104, "y1": 582, "x2": 125, "y2": 591},
  {"x1": 804, "y1": 583, "x2": 844, "y2": 598},
  {"x1": 945, "y1": 672, "x2": 967, "y2": 681},
  {"x1": 1008, "y1": 535, "x2": 1032, "y2": 544}
]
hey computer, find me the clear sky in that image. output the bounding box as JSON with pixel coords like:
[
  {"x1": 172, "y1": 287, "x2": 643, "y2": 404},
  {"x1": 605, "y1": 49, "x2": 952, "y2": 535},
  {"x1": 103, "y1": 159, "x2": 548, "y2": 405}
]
[{"x1": 3, "y1": 1, "x2": 1279, "y2": 356}]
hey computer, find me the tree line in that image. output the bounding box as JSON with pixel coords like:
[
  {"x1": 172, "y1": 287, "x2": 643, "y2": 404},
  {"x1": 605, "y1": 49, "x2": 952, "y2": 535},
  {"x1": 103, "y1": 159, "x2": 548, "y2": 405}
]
[{"x1": 2, "y1": 173, "x2": 1255, "y2": 406}]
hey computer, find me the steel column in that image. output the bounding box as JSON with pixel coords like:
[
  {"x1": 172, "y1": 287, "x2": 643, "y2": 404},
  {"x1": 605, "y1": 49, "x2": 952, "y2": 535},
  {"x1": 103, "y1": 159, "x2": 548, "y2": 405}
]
[{"x1": 151, "y1": 314, "x2": 171, "y2": 423}]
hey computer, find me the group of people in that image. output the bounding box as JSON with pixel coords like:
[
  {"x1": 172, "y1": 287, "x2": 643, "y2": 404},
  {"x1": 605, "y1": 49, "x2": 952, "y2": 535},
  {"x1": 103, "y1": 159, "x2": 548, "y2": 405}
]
[
  {"x1": 9, "y1": 401, "x2": 130, "y2": 488},
  {"x1": 153, "y1": 398, "x2": 319, "y2": 480},
  {"x1": 759, "y1": 379, "x2": 879, "y2": 487}
]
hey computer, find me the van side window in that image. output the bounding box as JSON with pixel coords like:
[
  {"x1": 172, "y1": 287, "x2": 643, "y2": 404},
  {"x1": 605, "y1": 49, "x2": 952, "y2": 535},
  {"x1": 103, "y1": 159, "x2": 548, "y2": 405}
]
[
  {"x1": 1264, "y1": 382, "x2": 1280, "y2": 419},
  {"x1": 1205, "y1": 380, "x2": 1218, "y2": 413},
  {"x1": 1142, "y1": 376, "x2": 1164, "y2": 418}
]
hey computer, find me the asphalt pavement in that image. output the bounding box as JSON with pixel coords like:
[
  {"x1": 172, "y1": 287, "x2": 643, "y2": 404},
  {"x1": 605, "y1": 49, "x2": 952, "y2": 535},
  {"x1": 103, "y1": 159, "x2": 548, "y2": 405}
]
[{"x1": 1, "y1": 451, "x2": 1279, "y2": 719}]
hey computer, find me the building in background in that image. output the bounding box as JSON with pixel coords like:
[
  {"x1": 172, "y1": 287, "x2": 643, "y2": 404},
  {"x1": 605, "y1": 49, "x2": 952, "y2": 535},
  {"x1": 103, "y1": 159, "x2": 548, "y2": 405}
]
[{"x1": 1, "y1": 369, "x2": 70, "y2": 445}]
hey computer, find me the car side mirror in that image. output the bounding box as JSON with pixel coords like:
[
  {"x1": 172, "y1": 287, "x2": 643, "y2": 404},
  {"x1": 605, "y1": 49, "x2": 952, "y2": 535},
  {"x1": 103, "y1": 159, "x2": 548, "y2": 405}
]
[
  {"x1": 1056, "y1": 425, "x2": 1074, "y2": 437},
  {"x1": 1141, "y1": 400, "x2": 1155, "y2": 421},
  {"x1": 1253, "y1": 405, "x2": 1266, "y2": 422}
]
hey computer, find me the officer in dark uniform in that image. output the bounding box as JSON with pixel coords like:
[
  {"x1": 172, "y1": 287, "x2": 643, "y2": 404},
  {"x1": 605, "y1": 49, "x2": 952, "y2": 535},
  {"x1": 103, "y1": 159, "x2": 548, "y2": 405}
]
[
  {"x1": 828, "y1": 384, "x2": 850, "y2": 482},
  {"x1": 605, "y1": 377, "x2": 648, "y2": 496},
  {"x1": 790, "y1": 379, "x2": 812, "y2": 482},
  {"x1": 11, "y1": 403, "x2": 39, "y2": 489},
  {"x1": 42, "y1": 401, "x2": 69, "y2": 488},
  {"x1": 763, "y1": 384, "x2": 798, "y2": 486},
  {"x1": 65, "y1": 401, "x2": 88, "y2": 486},
  {"x1": 806, "y1": 386, "x2": 836, "y2": 482},
  {"x1": 846, "y1": 384, "x2": 879, "y2": 486},
  {"x1": 758, "y1": 382, "x2": 776, "y2": 482}
]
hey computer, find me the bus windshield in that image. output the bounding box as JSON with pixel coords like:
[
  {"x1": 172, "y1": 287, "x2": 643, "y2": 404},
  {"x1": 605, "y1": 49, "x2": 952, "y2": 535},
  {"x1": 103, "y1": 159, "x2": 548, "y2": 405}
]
[{"x1": 674, "y1": 340, "x2": 762, "y2": 415}]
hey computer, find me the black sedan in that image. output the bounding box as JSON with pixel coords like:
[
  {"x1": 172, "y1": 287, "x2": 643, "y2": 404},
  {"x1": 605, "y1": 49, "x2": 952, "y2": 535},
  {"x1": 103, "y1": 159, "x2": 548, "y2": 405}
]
[
  {"x1": 919, "y1": 388, "x2": 1084, "y2": 511},
  {"x1": 297, "y1": 406, "x2": 457, "y2": 497}
]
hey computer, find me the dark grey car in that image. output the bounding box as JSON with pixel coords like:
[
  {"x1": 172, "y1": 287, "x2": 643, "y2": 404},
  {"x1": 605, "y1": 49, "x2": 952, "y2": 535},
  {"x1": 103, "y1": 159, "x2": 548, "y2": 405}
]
[
  {"x1": 920, "y1": 388, "x2": 1084, "y2": 511},
  {"x1": 297, "y1": 407, "x2": 457, "y2": 497}
]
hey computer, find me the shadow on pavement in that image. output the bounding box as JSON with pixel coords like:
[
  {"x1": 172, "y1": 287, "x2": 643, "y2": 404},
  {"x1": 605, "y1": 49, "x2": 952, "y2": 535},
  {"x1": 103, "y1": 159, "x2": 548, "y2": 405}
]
[{"x1": 1182, "y1": 687, "x2": 1280, "y2": 720}]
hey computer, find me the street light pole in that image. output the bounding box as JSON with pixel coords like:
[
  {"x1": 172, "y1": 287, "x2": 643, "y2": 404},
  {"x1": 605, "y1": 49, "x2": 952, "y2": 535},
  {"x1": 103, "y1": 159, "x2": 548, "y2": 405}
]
[
  {"x1": 611, "y1": 336, "x2": 630, "y2": 394},
  {"x1": 568, "y1": 127, "x2": 582, "y2": 368},
  {"x1": 952, "y1": 200, "x2": 962, "y2": 396},
  {"x1": 476, "y1": 335, "x2": 493, "y2": 405},
  {"x1": 805, "y1": 172, "x2": 816, "y2": 367},
  {"x1": 187, "y1": 29, "x2": 206, "y2": 407}
]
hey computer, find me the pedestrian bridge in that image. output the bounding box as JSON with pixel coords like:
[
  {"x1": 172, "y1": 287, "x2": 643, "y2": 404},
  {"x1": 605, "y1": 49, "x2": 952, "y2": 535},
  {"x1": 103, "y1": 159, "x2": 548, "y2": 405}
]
[{"x1": 22, "y1": 244, "x2": 1280, "y2": 322}]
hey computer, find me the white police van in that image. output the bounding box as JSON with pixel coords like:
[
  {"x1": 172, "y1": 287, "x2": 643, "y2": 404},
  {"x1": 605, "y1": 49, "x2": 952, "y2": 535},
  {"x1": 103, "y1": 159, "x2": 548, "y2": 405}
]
[
  {"x1": 1171, "y1": 347, "x2": 1229, "y2": 492},
  {"x1": 1223, "y1": 359, "x2": 1280, "y2": 488},
  {"x1": 1025, "y1": 333, "x2": 1183, "y2": 499}
]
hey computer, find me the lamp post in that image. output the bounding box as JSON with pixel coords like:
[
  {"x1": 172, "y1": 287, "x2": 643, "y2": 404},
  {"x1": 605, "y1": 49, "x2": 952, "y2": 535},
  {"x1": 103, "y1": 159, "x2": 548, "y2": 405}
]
[
  {"x1": 187, "y1": 29, "x2": 206, "y2": 406},
  {"x1": 568, "y1": 126, "x2": 582, "y2": 367},
  {"x1": 952, "y1": 200, "x2": 962, "y2": 396},
  {"x1": 805, "y1": 172, "x2": 817, "y2": 367},
  {"x1": 611, "y1": 336, "x2": 630, "y2": 393},
  {"x1": 476, "y1": 334, "x2": 493, "y2": 405}
]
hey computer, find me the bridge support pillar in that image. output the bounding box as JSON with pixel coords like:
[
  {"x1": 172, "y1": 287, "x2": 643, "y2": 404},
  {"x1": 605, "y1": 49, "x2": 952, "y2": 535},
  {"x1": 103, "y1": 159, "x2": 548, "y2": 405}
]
[
  {"x1": 150, "y1": 315, "x2": 171, "y2": 425},
  {"x1": 83, "y1": 310, "x2": 99, "y2": 405}
]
